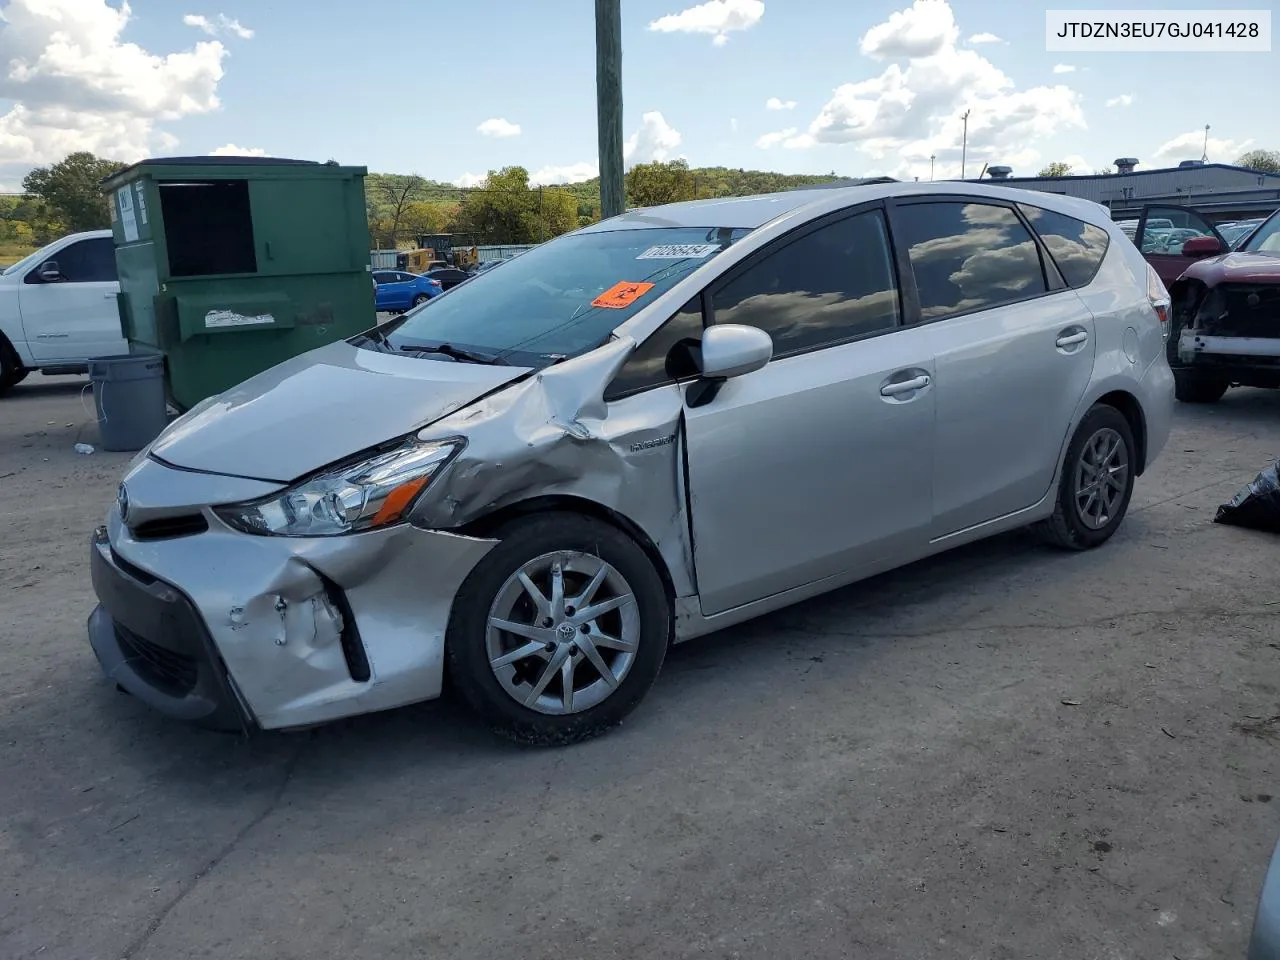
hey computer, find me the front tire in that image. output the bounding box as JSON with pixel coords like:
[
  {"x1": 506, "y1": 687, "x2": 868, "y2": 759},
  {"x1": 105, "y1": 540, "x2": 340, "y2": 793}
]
[
  {"x1": 447, "y1": 513, "x2": 670, "y2": 745},
  {"x1": 1036, "y1": 404, "x2": 1136, "y2": 551},
  {"x1": 1173, "y1": 368, "x2": 1229, "y2": 404}
]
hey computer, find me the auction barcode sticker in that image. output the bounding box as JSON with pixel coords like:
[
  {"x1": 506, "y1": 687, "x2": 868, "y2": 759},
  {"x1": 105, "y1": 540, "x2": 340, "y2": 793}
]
[{"x1": 637, "y1": 244, "x2": 720, "y2": 260}]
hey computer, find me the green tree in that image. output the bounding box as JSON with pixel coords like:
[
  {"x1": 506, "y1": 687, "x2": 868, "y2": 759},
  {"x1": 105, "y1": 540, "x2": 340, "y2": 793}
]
[
  {"x1": 1235, "y1": 149, "x2": 1280, "y2": 174},
  {"x1": 626, "y1": 159, "x2": 697, "y2": 208},
  {"x1": 22, "y1": 152, "x2": 125, "y2": 232},
  {"x1": 1037, "y1": 161, "x2": 1073, "y2": 177}
]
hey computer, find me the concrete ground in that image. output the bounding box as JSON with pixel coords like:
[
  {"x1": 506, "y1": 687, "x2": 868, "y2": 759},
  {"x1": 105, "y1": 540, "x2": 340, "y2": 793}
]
[{"x1": 2, "y1": 373, "x2": 1278, "y2": 960}]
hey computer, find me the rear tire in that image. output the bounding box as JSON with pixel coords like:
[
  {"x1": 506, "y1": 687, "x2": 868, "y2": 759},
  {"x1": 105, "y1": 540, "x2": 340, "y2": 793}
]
[
  {"x1": 446, "y1": 512, "x2": 670, "y2": 746},
  {"x1": 1035, "y1": 404, "x2": 1136, "y2": 551},
  {"x1": 412, "y1": 293, "x2": 429, "y2": 307},
  {"x1": 0, "y1": 338, "x2": 28, "y2": 396},
  {"x1": 1173, "y1": 368, "x2": 1229, "y2": 404}
]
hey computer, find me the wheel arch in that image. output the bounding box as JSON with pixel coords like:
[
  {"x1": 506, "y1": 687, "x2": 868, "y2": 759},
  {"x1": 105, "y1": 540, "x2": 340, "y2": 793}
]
[
  {"x1": 452, "y1": 494, "x2": 679, "y2": 612},
  {"x1": 1093, "y1": 389, "x2": 1148, "y2": 475}
]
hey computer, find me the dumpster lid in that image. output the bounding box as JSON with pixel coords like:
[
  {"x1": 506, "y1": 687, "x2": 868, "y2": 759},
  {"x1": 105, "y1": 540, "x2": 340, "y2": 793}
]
[{"x1": 102, "y1": 155, "x2": 327, "y2": 183}]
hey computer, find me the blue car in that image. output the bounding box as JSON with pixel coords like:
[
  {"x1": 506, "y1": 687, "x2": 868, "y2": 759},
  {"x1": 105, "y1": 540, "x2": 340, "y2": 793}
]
[{"x1": 372, "y1": 269, "x2": 443, "y2": 312}]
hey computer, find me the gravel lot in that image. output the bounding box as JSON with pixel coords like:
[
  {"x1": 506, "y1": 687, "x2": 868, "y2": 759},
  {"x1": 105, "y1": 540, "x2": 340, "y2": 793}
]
[{"x1": 2, "y1": 374, "x2": 1279, "y2": 960}]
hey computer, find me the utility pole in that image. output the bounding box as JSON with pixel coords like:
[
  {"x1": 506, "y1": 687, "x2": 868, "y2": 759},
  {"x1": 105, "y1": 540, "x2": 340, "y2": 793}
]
[
  {"x1": 596, "y1": 0, "x2": 624, "y2": 219},
  {"x1": 960, "y1": 110, "x2": 971, "y2": 180},
  {"x1": 929, "y1": 154, "x2": 936, "y2": 181}
]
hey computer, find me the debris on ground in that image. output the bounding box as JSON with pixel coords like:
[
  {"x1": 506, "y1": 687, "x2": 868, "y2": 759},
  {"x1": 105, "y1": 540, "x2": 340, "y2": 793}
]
[
  {"x1": 1215, "y1": 462, "x2": 1280, "y2": 533},
  {"x1": 73, "y1": 443, "x2": 95, "y2": 455}
]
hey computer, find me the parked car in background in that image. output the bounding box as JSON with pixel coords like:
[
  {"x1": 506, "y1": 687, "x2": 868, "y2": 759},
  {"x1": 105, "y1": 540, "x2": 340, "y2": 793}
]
[
  {"x1": 1131, "y1": 205, "x2": 1231, "y2": 287},
  {"x1": 373, "y1": 269, "x2": 442, "y2": 312},
  {"x1": 1166, "y1": 207, "x2": 1280, "y2": 402},
  {"x1": 88, "y1": 181, "x2": 1173, "y2": 745},
  {"x1": 423, "y1": 266, "x2": 471, "y2": 291},
  {"x1": 469, "y1": 257, "x2": 511, "y2": 276},
  {"x1": 0, "y1": 229, "x2": 124, "y2": 395}
]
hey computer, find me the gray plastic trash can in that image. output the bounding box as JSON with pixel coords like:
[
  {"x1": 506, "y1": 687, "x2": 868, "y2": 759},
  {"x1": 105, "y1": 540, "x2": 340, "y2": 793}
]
[{"x1": 88, "y1": 354, "x2": 169, "y2": 452}]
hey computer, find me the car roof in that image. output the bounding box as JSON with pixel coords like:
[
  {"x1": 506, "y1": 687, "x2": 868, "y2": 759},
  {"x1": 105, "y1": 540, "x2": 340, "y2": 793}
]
[{"x1": 578, "y1": 180, "x2": 1116, "y2": 234}]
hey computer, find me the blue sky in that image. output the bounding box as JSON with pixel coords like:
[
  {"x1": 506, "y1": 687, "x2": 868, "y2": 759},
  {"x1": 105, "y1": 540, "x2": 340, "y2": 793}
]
[{"x1": 0, "y1": 0, "x2": 1275, "y2": 190}]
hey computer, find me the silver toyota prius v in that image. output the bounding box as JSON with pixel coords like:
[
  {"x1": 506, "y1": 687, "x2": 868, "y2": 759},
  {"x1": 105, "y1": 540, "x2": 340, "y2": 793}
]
[{"x1": 88, "y1": 181, "x2": 1175, "y2": 744}]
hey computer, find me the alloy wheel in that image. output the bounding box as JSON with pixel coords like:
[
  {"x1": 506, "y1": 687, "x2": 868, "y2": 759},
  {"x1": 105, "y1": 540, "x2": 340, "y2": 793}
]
[
  {"x1": 1073, "y1": 427, "x2": 1129, "y2": 530},
  {"x1": 486, "y1": 551, "x2": 640, "y2": 716}
]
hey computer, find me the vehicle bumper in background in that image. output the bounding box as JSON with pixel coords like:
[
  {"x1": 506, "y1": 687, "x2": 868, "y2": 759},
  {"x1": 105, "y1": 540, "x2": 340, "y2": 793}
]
[
  {"x1": 1177, "y1": 329, "x2": 1280, "y2": 388},
  {"x1": 86, "y1": 461, "x2": 499, "y2": 730}
]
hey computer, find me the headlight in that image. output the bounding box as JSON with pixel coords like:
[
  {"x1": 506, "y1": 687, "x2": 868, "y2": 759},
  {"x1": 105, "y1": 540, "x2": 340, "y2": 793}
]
[{"x1": 215, "y1": 438, "x2": 463, "y2": 537}]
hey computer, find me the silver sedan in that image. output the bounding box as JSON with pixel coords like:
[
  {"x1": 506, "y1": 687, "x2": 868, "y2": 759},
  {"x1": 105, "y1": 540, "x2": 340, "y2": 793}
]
[{"x1": 88, "y1": 181, "x2": 1175, "y2": 744}]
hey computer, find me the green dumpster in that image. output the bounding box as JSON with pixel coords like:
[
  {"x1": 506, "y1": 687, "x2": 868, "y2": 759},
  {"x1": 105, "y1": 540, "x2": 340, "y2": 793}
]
[{"x1": 101, "y1": 156, "x2": 376, "y2": 411}]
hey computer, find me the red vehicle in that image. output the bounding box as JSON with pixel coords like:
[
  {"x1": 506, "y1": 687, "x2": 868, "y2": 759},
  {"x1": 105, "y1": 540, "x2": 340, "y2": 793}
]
[
  {"x1": 1153, "y1": 207, "x2": 1280, "y2": 402},
  {"x1": 1132, "y1": 204, "x2": 1231, "y2": 288}
]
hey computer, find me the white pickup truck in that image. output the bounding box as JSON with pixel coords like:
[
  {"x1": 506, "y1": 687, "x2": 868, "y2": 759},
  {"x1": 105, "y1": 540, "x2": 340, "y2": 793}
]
[{"x1": 0, "y1": 229, "x2": 126, "y2": 395}]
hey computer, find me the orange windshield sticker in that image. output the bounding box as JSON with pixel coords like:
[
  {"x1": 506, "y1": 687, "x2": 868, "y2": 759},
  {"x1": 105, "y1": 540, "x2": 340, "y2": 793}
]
[{"x1": 592, "y1": 281, "x2": 656, "y2": 309}]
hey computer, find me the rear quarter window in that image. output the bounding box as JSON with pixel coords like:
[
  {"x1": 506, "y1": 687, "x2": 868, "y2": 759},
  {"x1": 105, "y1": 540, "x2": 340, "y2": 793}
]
[{"x1": 1018, "y1": 204, "x2": 1110, "y2": 289}]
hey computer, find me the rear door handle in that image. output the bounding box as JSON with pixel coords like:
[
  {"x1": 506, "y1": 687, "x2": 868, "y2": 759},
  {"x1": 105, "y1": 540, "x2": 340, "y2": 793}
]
[
  {"x1": 880, "y1": 374, "x2": 931, "y2": 397},
  {"x1": 1056, "y1": 331, "x2": 1088, "y2": 348}
]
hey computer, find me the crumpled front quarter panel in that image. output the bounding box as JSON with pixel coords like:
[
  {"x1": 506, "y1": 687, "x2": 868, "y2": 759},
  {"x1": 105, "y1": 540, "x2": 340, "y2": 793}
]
[{"x1": 413, "y1": 337, "x2": 697, "y2": 598}]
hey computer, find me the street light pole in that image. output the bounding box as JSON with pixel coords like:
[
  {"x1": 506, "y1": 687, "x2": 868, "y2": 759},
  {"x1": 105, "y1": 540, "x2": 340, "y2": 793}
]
[
  {"x1": 960, "y1": 110, "x2": 970, "y2": 180},
  {"x1": 595, "y1": 0, "x2": 624, "y2": 219},
  {"x1": 1202, "y1": 123, "x2": 1210, "y2": 162},
  {"x1": 929, "y1": 154, "x2": 936, "y2": 181}
]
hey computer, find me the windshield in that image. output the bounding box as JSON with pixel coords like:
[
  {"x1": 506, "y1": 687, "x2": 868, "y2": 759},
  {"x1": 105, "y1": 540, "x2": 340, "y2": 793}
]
[
  {"x1": 359, "y1": 226, "x2": 751, "y2": 367},
  {"x1": 2, "y1": 243, "x2": 54, "y2": 277},
  {"x1": 1239, "y1": 213, "x2": 1280, "y2": 255}
]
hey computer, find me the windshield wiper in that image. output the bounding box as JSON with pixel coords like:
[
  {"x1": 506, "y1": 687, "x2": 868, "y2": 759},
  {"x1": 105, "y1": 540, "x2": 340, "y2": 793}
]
[{"x1": 397, "y1": 342, "x2": 507, "y2": 365}]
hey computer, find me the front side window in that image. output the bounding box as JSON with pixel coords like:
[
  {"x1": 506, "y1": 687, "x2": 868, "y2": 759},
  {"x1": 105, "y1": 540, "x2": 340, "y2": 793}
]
[
  {"x1": 27, "y1": 237, "x2": 117, "y2": 283},
  {"x1": 1018, "y1": 204, "x2": 1110, "y2": 288},
  {"x1": 711, "y1": 209, "x2": 900, "y2": 358},
  {"x1": 369, "y1": 226, "x2": 751, "y2": 368},
  {"x1": 894, "y1": 202, "x2": 1047, "y2": 321}
]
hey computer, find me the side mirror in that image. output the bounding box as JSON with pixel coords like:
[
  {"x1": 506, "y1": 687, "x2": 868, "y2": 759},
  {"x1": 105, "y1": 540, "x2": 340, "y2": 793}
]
[
  {"x1": 1182, "y1": 236, "x2": 1222, "y2": 258},
  {"x1": 38, "y1": 260, "x2": 62, "y2": 282},
  {"x1": 697, "y1": 324, "x2": 773, "y2": 380}
]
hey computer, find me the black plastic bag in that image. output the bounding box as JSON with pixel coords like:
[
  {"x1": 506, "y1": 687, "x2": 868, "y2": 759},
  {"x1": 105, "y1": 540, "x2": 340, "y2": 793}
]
[{"x1": 1215, "y1": 462, "x2": 1280, "y2": 533}]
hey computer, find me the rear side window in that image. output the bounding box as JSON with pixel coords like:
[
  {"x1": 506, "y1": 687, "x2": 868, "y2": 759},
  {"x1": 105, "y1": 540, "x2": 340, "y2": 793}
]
[
  {"x1": 893, "y1": 202, "x2": 1047, "y2": 321},
  {"x1": 1019, "y1": 204, "x2": 1110, "y2": 288},
  {"x1": 711, "y1": 209, "x2": 900, "y2": 358}
]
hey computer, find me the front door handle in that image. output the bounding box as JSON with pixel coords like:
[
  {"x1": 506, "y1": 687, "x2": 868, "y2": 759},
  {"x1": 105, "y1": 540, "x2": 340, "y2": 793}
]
[
  {"x1": 880, "y1": 374, "x2": 931, "y2": 397},
  {"x1": 104, "y1": 292, "x2": 117, "y2": 299},
  {"x1": 1056, "y1": 331, "x2": 1088, "y2": 348}
]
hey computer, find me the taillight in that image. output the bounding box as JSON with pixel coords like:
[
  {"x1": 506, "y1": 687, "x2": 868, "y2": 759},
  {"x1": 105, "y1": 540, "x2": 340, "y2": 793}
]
[
  {"x1": 1146, "y1": 264, "x2": 1171, "y2": 341},
  {"x1": 428, "y1": 279, "x2": 442, "y2": 287}
]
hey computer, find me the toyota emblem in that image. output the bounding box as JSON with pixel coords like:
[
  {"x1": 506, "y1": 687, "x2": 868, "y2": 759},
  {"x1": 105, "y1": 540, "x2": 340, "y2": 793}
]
[{"x1": 117, "y1": 483, "x2": 130, "y2": 523}]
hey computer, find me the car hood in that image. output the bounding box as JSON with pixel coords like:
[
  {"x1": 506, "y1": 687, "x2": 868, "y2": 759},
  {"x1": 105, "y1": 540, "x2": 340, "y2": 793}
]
[
  {"x1": 149, "y1": 339, "x2": 528, "y2": 482},
  {"x1": 1181, "y1": 251, "x2": 1280, "y2": 285}
]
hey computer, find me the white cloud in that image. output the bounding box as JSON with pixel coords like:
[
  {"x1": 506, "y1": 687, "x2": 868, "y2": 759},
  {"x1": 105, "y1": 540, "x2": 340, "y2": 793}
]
[
  {"x1": 529, "y1": 161, "x2": 599, "y2": 186},
  {"x1": 729, "y1": 117, "x2": 739, "y2": 133},
  {"x1": 1052, "y1": 63, "x2": 1076, "y2": 74},
  {"x1": 0, "y1": 0, "x2": 228, "y2": 179},
  {"x1": 1106, "y1": 93, "x2": 1134, "y2": 108},
  {"x1": 183, "y1": 13, "x2": 254, "y2": 39},
  {"x1": 757, "y1": 127, "x2": 797, "y2": 148},
  {"x1": 968, "y1": 32, "x2": 1002, "y2": 44},
  {"x1": 766, "y1": 97, "x2": 797, "y2": 111},
  {"x1": 453, "y1": 172, "x2": 487, "y2": 188},
  {"x1": 477, "y1": 117, "x2": 521, "y2": 138},
  {"x1": 625, "y1": 111, "x2": 683, "y2": 164},
  {"x1": 648, "y1": 0, "x2": 764, "y2": 45},
  {"x1": 1153, "y1": 130, "x2": 1252, "y2": 165},
  {"x1": 796, "y1": 0, "x2": 1085, "y2": 181},
  {"x1": 210, "y1": 143, "x2": 266, "y2": 156},
  {"x1": 861, "y1": 0, "x2": 956, "y2": 59}
]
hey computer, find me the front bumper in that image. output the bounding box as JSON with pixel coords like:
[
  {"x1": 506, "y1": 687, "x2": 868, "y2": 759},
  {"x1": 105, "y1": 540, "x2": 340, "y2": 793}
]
[
  {"x1": 86, "y1": 457, "x2": 498, "y2": 730},
  {"x1": 89, "y1": 529, "x2": 251, "y2": 731}
]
